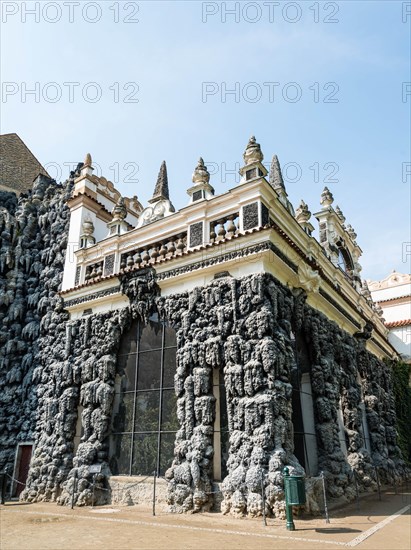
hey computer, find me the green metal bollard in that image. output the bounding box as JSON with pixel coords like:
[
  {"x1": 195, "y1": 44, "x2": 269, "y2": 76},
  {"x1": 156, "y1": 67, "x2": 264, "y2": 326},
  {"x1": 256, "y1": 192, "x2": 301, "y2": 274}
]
[{"x1": 283, "y1": 467, "x2": 306, "y2": 531}]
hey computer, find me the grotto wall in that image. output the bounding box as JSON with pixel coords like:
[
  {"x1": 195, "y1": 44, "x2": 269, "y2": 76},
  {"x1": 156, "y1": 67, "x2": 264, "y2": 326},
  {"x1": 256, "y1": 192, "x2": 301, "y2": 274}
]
[
  {"x1": 302, "y1": 306, "x2": 405, "y2": 496},
  {"x1": 163, "y1": 273, "x2": 304, "y2": 517},
  {"x1": 22, "y1": 269, "x2": 159, "y2": 506},
  {"x1": 163, "y1": 273, "x2": 407, "y2": 517},
  {"x1": 1, "y1": 169, "x2": 406, "y2": 515},
  {"x1": 0, "y1": 173, "x2": 73, "y2": 474}
]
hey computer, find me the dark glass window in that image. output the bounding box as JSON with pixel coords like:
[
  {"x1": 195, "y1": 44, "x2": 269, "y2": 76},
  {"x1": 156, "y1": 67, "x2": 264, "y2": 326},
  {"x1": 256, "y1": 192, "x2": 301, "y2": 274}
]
[
  {"x1": 110, "y1": 314, "x2": 177, "y2": 476},
  {"x1": 337, "y1": 246, "x2": 354, "y2": 275},
  {"x1": 289, "y1": 331, "x2": 319, "y2": 476},
  {"x1": 213, "y1": 370, "x2": 229, "y2": 481}
]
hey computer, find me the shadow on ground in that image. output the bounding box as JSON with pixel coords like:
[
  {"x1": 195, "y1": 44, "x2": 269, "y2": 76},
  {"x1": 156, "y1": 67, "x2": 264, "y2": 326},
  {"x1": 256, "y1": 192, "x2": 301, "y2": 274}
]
[{"x1": 315, "y1": 527, "x2": 362, "y2": 534}]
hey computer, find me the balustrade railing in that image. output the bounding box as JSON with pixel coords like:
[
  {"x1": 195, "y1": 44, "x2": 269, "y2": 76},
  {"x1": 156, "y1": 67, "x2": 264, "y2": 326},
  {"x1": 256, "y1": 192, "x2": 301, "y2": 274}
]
[
  {"x1": 120, "y1": 232, "x2": 188, "y2": 271},
  {"x1": 80, "y1": 212, "x2": 241, "y2": 285},
  {"x1": 85, "y1": 260, "x2": 104, "y2": 282},
  {"x1": 209, "y1": 213, "x2": 239, "y2": 243}
]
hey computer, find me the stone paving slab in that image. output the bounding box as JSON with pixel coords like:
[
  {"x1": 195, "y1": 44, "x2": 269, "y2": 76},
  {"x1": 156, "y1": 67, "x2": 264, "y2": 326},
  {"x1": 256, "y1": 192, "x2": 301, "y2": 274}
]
[{"x1": 1, "y1": 490, "x2": 410, "y2": 550}]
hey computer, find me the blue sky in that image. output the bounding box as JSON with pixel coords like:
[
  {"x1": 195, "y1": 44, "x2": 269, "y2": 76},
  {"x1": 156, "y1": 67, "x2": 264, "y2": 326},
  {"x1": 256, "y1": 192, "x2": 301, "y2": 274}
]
[{"x1": 1, "y1": 0, "x2": 410, "y2": 281}]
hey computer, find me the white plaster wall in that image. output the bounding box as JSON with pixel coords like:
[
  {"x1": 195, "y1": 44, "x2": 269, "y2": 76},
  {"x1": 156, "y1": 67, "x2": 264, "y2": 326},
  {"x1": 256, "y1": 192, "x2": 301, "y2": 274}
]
[
  {"x1": 96, "y1": 192, "x2": 116, "y2": 214},
  {"x1": 62, "y1": 207, "x2": 84, "y2": 291},
  {"x1": 93, "y1": 217, "x2": 111, "y2": 243},
  {"x1": 381, "y1": 302, "x2": 411, "y2": 323},
  {"x1": 158, "y1": 259, "x2": 265, "y2": 297},
  {"x1": 371, "y1": 282, "x2": 411, "y2": 302}
]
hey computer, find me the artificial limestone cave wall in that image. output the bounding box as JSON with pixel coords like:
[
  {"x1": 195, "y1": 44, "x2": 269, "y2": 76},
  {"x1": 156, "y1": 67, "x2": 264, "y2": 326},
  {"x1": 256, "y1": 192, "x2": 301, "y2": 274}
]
[
  {"x1": 22, "y1": 271, "x2": 157, "y2": 506},
  {"x1": 163, "y1": 274, "x2": 302, "y2": 517},
  {"x1": 0, "y1": 172, "x2": 74, "y2": 473},
  {"x1": 0, "y1": 175, "x2": 407, "y2": 515},
  {"x1": 163, "y1": 274, "x2": 406, "y2": 517}
]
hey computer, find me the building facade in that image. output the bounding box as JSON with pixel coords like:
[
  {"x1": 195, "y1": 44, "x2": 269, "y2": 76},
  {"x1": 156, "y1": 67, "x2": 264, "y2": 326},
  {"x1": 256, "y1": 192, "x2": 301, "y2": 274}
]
[
  {"x1": 0, "y1": 137, "x2": 407, "y2": 517},
  {"x1": 368, "y1": 272, "x2": 411, "y2": 364}
]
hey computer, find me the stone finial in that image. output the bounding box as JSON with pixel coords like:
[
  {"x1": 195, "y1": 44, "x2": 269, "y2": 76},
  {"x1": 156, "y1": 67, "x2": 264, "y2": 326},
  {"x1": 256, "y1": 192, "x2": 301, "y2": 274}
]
[
  {"x1": 243, "y1": 135, "x2": 263, "y2": 166},
  {"x1": 375, "y1": 303, "x2": 385, "y2": 319},
  {"x1": 335, "y1": 205, "x2": 346, "y2": 224},
  {"x1": 192, "y1": 157, "x2": 210, "y2": 185},
  {"x1": 149, "y1": 161, "x2": 169, "y2": 203},
  {"x1": 129, "y1": 195, "x2": 143, "y2": 213},
  {"x1": 269, "y1": 155, "x2": 285, "y2": 191},
  {"x1": 83, "y1": 153, "x2": 92, "y2": 168},
  {"x1": 295, "y1": 200, "x2": 311, "y2": 223},
  {"x1": 346, "y1": 224, "x2": 357, "y2": 241},
  {"x1": 360, "y1": 280, "x2": 372, "y2": 301},
  {"x1": 111, "y1": 196, "x2": 127, "y2": 221},
  {"x1": 320, "y1": 186, "x2": 334, "y2": 208},
  {"x1": 82, "y1": 216, "x2": 94, "y2": 236}
]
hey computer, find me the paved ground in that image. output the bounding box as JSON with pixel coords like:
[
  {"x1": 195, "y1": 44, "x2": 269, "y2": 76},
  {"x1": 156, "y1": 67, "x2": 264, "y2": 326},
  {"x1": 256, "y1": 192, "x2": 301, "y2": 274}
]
[{"x1": 1, "y1": 489, "x2": 410, "y2": 550}]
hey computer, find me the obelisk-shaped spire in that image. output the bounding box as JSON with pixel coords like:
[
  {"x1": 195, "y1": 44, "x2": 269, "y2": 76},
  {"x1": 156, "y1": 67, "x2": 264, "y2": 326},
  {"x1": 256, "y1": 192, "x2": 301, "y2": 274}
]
[
  {"x1": 269, "y1": 155, "x2": 285, "y2": 192},
  {"x1": 149, "y1": 160, "x2": 169, "y2": 203}
]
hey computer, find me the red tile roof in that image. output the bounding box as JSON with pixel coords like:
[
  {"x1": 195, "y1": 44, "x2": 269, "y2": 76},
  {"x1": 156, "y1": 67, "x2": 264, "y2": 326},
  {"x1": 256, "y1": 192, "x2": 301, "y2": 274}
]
[
  {"x1": 385, "y1": 319, "x2": 411, "y2": 328},
  {"x1": 376, "y1": 294, "x2": 410, "y2": 303}
]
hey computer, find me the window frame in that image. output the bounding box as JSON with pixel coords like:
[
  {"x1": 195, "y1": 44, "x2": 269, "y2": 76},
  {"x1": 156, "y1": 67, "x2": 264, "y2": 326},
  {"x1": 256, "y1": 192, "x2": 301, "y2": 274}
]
[{"x1": 111, "y1": 315, "x2": 177, "y2": 476}]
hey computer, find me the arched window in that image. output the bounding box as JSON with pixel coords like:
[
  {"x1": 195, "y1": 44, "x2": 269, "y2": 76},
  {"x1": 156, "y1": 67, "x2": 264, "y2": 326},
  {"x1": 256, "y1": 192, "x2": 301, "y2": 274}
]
[
  {"x1": 337, "y1": 249, "x2": 346, "y2": 271},
  {"x1": 337, "y1": 246, "x2": 354, "y2": 274},
  {"x1": 109, "y1": 314, "x2": 178, "y2": 476}
]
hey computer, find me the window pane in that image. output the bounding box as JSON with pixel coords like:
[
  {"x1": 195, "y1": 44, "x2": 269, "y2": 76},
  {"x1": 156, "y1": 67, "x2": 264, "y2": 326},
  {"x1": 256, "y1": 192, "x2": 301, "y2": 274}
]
[
  {"x1": 110, "y1": 433, "x2": 132, "y2": 475},
  {"x1": 137, "y1": 351, "x2": 162, "y2": 390},
  {"x1": 221, "y1": 429, "x2": 229, "y2": 480},
  {"x1": 219, "y1": 371, "x2": 229, "y2": 433},
  {"x1": 159, "y1": 433, "x2": 176, "y2": 476},
  {"x1": 161, "y1": 389, "x2": 178, "y2": 431},
  {"x1": 219, "y1": 370, "x2": 229, "y2": 479},
  {"x1": 163, "y1": 348, "x2": 176, "y2": 388},
  {"x1": 119, "y1": 320, "x2": 138, "y2": 355},
  {"x1": 164, "y1": 325, "x2": 176, "y2": 347},
  {"x1": 118, "y1": 353, "x2": 138, "y2": 391},
  {"x1": 111, "y1": 319, "x2": 178, "y2": 478},
  {"x1": 139, "y1": 319, "x2": 163, "y2": 351},
  {"x1": 113, "y1": 392, "x2": 135, "y2": 433},
  {"x1": 132, "y1": 433, "x2": 158, "y2": 476},
  {"x1": 135, "y1": 391, "x2": 160, "y2": 432}
]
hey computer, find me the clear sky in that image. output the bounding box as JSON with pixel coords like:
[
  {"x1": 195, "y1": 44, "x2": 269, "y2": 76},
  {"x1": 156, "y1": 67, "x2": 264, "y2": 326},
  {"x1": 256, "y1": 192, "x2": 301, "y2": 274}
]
[{"x1": 1, "y1": 0, "x2": 410, "y2": 281}]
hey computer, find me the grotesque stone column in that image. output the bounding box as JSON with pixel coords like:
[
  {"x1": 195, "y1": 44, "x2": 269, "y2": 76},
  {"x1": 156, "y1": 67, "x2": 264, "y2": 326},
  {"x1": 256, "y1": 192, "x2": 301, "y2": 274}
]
[
  {"x1": 54, "y1": 271, "x2": 159, "y2": 506},
  {"x1": 301, "y1": 307, "x2": 355, "y2": 500},
  {"x1": 339, "y1": 333, "x2": 376, "y2": 493},
  {"x1": 356, "y1": 349, "x2": 405, "y2": 484},
  {"x1": 164, "y1": 274, "x2": 303, "y2": 517},
  {"x1": 164, "y1": 288, "x2": 215, "y2": 513}
]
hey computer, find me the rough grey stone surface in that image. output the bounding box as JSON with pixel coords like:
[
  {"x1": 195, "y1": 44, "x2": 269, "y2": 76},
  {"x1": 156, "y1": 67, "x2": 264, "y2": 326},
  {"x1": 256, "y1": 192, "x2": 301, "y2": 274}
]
[
  {"x1": 23, "y1": 269, "x2": 158, "y2": 506},
  {"x1": 0, "y1": 172, "x2": 73, "y2": 476},
  {"x1": 302, "y1": 306, "x2": 406, "y2": 496},
  {"x1": 242, "y1": 202, "x2": 259, "y2": 230},
  {"x1": 189, "y1": 222, "x2": 203, "y2": 248},
  {"x1": 162, "y1": 275, "x2": 407, "y2": 516},
  {"x1": 0, "y1": 178, "x2": 407, "y2": 516}
]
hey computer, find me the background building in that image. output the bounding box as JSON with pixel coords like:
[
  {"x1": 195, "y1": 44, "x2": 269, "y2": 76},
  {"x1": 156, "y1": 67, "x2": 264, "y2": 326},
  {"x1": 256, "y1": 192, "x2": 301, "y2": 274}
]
[
  {"x1": 0, "y1": 133, "x2": 49, "y2": 195},
  {"x1": 369, "y1": 272, "x2": 411, "y2": 364}
]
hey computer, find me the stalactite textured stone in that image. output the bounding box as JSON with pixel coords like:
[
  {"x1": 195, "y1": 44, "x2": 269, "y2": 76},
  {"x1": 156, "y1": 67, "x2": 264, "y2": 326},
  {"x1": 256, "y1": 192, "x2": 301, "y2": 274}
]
[{"x1": 0, "y1": 176, "x2": 407, "y2": 515}]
